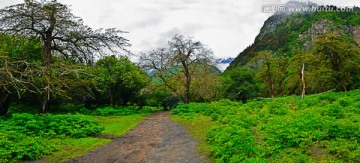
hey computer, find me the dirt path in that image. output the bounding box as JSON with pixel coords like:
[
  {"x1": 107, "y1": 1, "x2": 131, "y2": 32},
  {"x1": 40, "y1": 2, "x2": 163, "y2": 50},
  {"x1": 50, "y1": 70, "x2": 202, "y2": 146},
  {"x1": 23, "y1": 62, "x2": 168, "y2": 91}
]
[{"x1": 65, "y1": 112, "x2": 205, "y2": 163}]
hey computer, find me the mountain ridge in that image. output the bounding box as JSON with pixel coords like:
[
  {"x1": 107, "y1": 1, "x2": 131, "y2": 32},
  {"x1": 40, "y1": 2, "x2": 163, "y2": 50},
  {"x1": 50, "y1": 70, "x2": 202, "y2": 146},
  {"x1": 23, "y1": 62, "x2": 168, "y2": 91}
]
[{"x1": 227, "y1": 2, "x2": 360, "y2": 71}]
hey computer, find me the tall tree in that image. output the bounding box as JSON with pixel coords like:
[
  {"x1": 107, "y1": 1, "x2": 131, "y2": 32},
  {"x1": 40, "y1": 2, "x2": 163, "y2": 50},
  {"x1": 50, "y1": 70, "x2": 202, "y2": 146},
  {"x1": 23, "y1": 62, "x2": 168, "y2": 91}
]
[
  {"x1": 95, "y1": 56, "x2": 149, "y2": 107},
  {"x1": 223, "y1": 68, "x2": 258, "y2": 103},
  {"x1": 140, "y1": 35, "x2": 215, "y2": 104},
  {"x1": 249, "y1": 52, "x2": 278, "y2": 97},
  {"x1": 0, "y1": 0, "x2": 129, "y2": 113},
  {"x1": 314, "y1": 35, "x2": 360, "y2": 92}
]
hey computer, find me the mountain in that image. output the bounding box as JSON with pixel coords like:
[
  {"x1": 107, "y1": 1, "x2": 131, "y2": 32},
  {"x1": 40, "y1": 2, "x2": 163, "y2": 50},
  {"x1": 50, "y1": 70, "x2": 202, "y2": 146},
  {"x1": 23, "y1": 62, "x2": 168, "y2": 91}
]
[
  {"x1": 227, "y1": 1, "x2": 360, "y2": 71},
  {"x1": 216, "y1": 57, "x2": 234, "y2": 72}
]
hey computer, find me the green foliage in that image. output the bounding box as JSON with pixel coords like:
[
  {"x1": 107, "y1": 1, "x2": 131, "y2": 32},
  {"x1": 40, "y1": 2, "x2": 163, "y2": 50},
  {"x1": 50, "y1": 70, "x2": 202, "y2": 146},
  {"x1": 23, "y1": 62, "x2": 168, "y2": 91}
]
[
  {"x1": 0, "y1": 113, "x2": 104, "y2": 162},
  {"x1": 2, "y1": 113, "x2": 104, "y2": 138},
  {"x1": 206, "y1": 126, "x2": 256, "y2": 162},
  {"x1": 325, "y1": 139, "x2": 360, "y2": 162},
  {"x1": 0, "y1": 132, "x2": 57, "y2": 162},
  {"x1": 0, "y1": 34, "x2": 42, "y2": 61},
  {"x1": 172, "y1": 90, "x2": 360, "y2": 162},
  {"x1": 95, "y1": 55, "x2": 149, "y2": 106},
  {"x1": 222, "y1": 68, "x2": 259, "y2": 102},
  {"x1": 314, "y1": 35, "x2": 360, "y2": 92},
  {"x1": 141, "y1": 83, "x2": 175, "y2": 107}
]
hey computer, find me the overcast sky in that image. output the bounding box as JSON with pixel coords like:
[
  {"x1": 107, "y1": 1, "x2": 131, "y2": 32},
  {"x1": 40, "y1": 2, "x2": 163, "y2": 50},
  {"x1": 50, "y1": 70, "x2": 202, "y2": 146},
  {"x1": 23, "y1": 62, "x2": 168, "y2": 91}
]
[{"x1": 1, "y1": 0, "x2": 360, "y2": 58}]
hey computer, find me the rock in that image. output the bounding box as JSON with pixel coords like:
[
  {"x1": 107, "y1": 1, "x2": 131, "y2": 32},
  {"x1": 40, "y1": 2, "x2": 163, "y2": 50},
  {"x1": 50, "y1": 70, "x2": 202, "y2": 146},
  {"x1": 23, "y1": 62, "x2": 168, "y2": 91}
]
[{"x1": 352, "y1": 26, "x2": 360, "y2": 46}]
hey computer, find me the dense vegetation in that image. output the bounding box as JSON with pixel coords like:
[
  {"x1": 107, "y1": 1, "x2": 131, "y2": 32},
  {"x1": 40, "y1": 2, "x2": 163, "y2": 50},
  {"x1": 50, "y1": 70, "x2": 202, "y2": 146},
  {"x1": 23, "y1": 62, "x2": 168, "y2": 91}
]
[{"x1": 172, "y1": 90, "x2": 360, "y2": 162}]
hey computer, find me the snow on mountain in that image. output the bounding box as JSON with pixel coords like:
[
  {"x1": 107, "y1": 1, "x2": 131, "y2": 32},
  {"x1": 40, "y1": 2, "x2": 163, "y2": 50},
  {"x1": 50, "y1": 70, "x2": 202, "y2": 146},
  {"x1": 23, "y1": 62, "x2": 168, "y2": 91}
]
[{"x1": 216, "y1": 57, "x2": 234, "y2": 72}]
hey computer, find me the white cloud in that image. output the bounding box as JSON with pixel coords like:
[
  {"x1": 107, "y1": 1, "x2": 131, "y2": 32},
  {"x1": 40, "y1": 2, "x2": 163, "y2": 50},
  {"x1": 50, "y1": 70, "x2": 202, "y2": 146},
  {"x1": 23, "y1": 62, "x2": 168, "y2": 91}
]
[
  {"x1": 2, "y1": 0, "x2": 360, "y2": 58},
  {"x1": 0, "y1": 0, "x2": 22, "y2": 9}
]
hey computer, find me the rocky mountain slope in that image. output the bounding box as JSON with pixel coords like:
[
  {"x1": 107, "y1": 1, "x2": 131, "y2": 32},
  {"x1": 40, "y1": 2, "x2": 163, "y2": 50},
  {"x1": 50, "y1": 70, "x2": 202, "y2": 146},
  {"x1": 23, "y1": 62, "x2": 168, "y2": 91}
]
[{"x1": 227, "y1": 1, "x2": 360, "y2": 71}]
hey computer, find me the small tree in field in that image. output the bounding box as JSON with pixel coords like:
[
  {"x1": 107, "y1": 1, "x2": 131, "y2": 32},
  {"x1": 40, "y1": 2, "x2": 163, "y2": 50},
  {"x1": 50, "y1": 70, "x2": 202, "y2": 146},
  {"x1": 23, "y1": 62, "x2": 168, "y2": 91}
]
[{"x1": 0, "y1": 0, "x2": 129, "y2": 113}]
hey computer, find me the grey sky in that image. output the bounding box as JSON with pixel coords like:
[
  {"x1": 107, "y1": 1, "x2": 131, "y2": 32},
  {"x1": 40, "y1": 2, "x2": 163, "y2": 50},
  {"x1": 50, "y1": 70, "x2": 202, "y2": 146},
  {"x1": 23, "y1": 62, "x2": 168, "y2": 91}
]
[{"x1": 1, "y1": 0, "x2": 360, "y2": 58}]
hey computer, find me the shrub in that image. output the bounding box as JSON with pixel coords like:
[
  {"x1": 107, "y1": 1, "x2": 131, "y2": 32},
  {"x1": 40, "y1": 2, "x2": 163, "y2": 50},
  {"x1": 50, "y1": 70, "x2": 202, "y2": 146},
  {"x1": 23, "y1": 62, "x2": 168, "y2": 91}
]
[{"x1": 0, "y1": 132, "x2": 58, "y2": 162}]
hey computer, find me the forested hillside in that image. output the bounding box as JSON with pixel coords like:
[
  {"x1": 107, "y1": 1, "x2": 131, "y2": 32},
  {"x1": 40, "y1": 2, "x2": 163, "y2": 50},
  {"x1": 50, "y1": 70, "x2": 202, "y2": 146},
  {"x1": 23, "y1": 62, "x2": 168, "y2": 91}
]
[{"x1": 226, "y1": 5, "x2": 360, "y2": 98}]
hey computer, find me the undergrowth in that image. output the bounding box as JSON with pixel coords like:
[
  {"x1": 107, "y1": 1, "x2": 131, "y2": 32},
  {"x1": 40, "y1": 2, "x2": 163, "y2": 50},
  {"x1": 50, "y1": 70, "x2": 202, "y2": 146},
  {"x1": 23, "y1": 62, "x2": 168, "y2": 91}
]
[{"x1": 172, "y1": 90, "x2": 360, "y2": 162}]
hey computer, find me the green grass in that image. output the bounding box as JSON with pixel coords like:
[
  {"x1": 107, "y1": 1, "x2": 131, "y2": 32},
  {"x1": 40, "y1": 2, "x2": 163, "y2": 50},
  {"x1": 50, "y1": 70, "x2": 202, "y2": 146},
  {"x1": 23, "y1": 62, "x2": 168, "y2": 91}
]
[
  {"x1": 45, "y1": 138, "x2": 111, "y2": 162},
  {"x1": 170, "y1": 115, "x2": 217, "y2": 162},
  {"x1": 96, "y1": 114, "x2": 148, "y2": 137},
  {"x1": 42, "y1": 114, "x2": 148, "y2": 162}
]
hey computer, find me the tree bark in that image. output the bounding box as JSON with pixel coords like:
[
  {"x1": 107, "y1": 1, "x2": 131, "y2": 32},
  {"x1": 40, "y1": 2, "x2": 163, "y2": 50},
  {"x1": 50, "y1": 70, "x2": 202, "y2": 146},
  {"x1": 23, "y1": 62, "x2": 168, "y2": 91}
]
[
  {"x1": 41, "y1": 37, "x2": 52, "y2": 114},
  {"x1": 40, "y1": 11, "x2": 56, "y2": 114},
  {"x1": 266, "y1": 62, "x2": 275, "y2": 98},
  {"x1": 182, "y1": 60, "x2": 191, "y2": 104},
  {"x1": 301, "y1": 64, "x2": 306, "y2": 99},
  {"x1": 109, "y1": 89, "x2": 115, "y2": 107},
  {"x1": 122, "y1": 90, "x2": 132, "y2": 106}
]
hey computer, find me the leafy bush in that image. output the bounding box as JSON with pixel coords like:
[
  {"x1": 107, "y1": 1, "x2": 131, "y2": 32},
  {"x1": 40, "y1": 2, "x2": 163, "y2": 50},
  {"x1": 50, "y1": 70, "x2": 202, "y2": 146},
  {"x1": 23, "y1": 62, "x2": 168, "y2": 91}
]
[
  {"x1": 2, "y1": 113, "x2": 104, "y2": 138},
  {"x1": 0, "y1": 132, "x2": 57, "y2": 162}
]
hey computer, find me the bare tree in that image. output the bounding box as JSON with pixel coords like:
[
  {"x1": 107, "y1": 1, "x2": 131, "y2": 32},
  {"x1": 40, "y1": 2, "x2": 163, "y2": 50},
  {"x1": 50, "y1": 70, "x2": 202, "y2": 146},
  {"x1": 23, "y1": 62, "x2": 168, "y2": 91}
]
[
  {"x1": 0, "y1": 0, "x2": 129, "y2": 113},
  {"x1": 0, "y1": 55, "x2": 40, "y2": 115},
  {"x1": 140, "y1": 35, "x2": 215, "y2": 104},
  {"x1": 301, "y1": 64, "x2": 306, "y2": 99}
]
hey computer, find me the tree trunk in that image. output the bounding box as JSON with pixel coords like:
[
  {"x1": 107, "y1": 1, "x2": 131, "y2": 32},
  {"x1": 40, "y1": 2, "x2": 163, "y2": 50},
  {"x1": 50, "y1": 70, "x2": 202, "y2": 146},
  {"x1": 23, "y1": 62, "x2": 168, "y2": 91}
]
[
  {"x1": 109, "y1": 89, "x2": 115, "y2": 107},
  {"x1": 185, "y1": 78, "x2": 191, "y2": 104},
  {"x1": 39, "y1": 10, "x2": 56, "y2": 114},
  {"x1": 0, "y1": 93, "x2": 11, "y2": 116},
  {"x1": 122, "y1": 90, "x2": 132, "y2": 106},
  {"x1": 182, "y1": 60, "x2": 191, "y2": 104},
  {"x1": 41, "y1": 39, "x2": 52, "y2": 114},
  {"x1": 266, "y1": 62, "x2": 275, "y2": 98},
  {"x1": 301, "y1": 64, "x2": 306, "y2": 99}
]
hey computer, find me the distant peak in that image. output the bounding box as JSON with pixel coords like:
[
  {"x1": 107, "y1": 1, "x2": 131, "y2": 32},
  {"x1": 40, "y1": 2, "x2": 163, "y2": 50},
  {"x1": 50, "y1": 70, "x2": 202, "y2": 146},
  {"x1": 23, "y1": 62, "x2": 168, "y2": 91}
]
[
  {"x1": 216, "y1": 57, "x2": 234, "y2": 72},
  {"x1": 216, "y1": 57, "x2": 234, "y2": 64},
  {"x1": 270, "y1": 1, "x2": 319, "y2": 15},
  {"x1": 286, "y1": 1, "x2": 318, "y2": 6}
]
